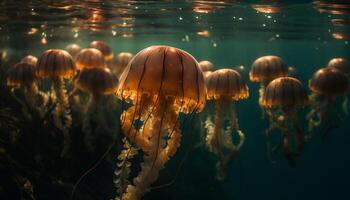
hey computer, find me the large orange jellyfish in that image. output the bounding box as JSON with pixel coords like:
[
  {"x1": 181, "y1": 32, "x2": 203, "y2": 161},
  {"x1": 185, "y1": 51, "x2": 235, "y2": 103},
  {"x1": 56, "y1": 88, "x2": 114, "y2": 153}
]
[
  {"x1": 327, "y1": 58, "x2": 350, "y2": 115},
  {"x1": 261, "y1": 77, "x2": 308, "y2": 167},
  {"x1": 74, "y1": 67, "x2": 118, "y2": 150},
  {"x1": 89, "y1": 40, "x2": 114, "y2": 62},
  {"x1": 36, "y1": 49, "x2": 76, "y2": 156},
  {"x1": 307, "y1": 67, "x2": 348, "y2": 139},
  {"x1": 112, "y1": 52, "x2": 134, "y2": 78},
  {"x1": 204, "y1": 68, "x2": 248, "y2": 180},
  {"x1": 114, "y1": 45, "x2": 206, "y2": 200}
]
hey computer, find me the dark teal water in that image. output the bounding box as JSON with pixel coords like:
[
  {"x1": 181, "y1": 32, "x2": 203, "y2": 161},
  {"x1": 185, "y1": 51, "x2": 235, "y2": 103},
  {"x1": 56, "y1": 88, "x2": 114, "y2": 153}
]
[{"x1": 0, "y1": 1, "x2": 350, "y2": 200}]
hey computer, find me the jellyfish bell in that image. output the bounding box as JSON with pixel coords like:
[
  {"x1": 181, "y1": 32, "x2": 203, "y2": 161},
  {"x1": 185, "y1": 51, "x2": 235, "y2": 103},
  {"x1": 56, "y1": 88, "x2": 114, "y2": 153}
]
[
  {"x1": 116, "y1": 45, "x2": 206, "y2": 200},
  {"x1": 36, "y1": 49, "x2": 76, "y2": 156},
  {"x1": 89, "y1": 40, "x2": 113, "y2": 62},
  {"x1": 199, "y1": 60, "x2": 214, "y2": 72},
  {"x1": 204, "y1": 68, "x2": 248, "y2": 180},
  {"x1": 261, "y1": 77, "x2": 308, "y2": 167},
  {"x1": 75, "y1": 48, "x2": 106, "y2": 70},
  {"x1": 65, "y1": 43, "x2": 82, "y2": 58},
  {"x1": 21, "y1": 55, "x2": 38, "y2": 67},
  {"x1": 252, "y1": 4, "x2": 286, "y2": 14},
  {"x1": 111, "y1": 52, "x2": 133, "y2": 78},
  {"x1": 327, "y1": 57, "x2": 350, "y2": 76}
]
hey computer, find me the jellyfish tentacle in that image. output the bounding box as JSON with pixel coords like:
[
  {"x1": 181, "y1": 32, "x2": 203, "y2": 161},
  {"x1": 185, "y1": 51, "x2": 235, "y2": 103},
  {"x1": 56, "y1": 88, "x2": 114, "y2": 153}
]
[
  {"x1": 342, "y1": 96, "x2": 349, "y2": 115},
  {"x1": 282, "y1": 133, "x2": 296, "y2": 167},
  {"x1": 287, "y1": 108, "x2": 304, "y2": 156}
]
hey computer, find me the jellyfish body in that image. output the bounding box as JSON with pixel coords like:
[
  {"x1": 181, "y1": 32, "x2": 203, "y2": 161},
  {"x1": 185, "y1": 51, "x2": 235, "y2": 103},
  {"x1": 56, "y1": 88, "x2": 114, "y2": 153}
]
[
  {"x1": 75, "y1": 48, "x2": 106, "y2": 70},
  {"x1": 199, "y1": 60, "x2": 214, "y2": 72},
  {"x1": 36, "y1": 49, "x2": 76, "y2": 156},
  {"x1": 116, "y1": 45, "x2": 206, "y2": 200},
  {"x1": 112, "y1": 52, "x2": 133, "y2": 78},
  {"x1": 307, "y1": 67, "x2": 348, "y2": 139},
  {"x1": 327, "y1": 58, "x2": 350, "y2": 115},
  {"x1": 89, "y1": 40, "x2": 113, "y2": 62},
  {"x1": 204, "y1": 68, "x2": 248, "y2": 180},
  {"x1": 261, "y1": 77, "x2": 308, "y2": 167},
  {"x1": 65, "y1": 44, "x2": 82, "y2": 58},
  {"x1": 250, "y1": 55, "x2": 289, "y2": 107},
  {"x1": 6, "y1": 62, "x2": 42, "y2": 118},
  {"x1": 74, "y1": 67, "x2": 118, "y2": 150},
  {"x1": 21, "y1": 55, "x2": 38, "y2": 67}
]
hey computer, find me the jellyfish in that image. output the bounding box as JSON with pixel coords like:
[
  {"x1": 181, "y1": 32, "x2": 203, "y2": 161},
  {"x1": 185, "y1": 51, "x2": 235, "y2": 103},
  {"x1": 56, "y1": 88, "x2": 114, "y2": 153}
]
[
  {"x1": 115, "y1": 45, "x2": 206, "y2": 200},
  {"x1": 249, "y1": 55, "x2": 289, "y2": 110},
  {"x1": 65, "y1": 44, "x2": 82, "y2": 58},
  {"x1": 261, "y1": 77, "x2": 308, "y2": 167},
  {"x1": 327, "y1": 57, "x2": 350, "y2": 115},
  {"x1": 74, "y1": 67, "x2": 118, "y2": 150},
  {"x1": 199, "y1": 60, "x2": 214, "y2": 72},
  {"x1": 89, "y1": 40, "x2": 114, "y2": 62},
  {"x1": 21, "y1": 55, "x2": 38, "y2": 67},
  {"x1": 75, "y1": 48, "x2": 106, "y2": 71},
  {"x1": 306, "y1": 67, "x2": 348, "y2": 139},
  {"x1": 6, "y1": 62, "x2": 42, "y2": 118},
  {"x1": 204, "y1": 68, "x2": 248, "y2": 181},
  {"x1": 111, "y1": 52, "x2": 134, "y2": 78},
  {"x1": 36, "y1": 49, "x2": 76, "y2": 156}
]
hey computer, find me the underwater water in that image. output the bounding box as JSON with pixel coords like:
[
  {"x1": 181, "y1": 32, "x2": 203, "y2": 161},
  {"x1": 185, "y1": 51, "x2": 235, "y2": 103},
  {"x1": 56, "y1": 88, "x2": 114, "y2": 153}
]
[{"x1": 0, "y1": 0, "x2": 350, "y2": 200}]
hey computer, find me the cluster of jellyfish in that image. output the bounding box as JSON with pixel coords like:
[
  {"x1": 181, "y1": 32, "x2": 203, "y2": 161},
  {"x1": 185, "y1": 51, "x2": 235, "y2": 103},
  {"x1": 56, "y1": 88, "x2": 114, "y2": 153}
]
[{"x1": 4, "y1": 41, "x2": 349, "y2": 200}]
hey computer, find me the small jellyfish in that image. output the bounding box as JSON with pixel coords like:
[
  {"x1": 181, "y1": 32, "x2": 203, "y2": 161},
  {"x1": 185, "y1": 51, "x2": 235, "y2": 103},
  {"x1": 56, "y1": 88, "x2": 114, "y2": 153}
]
[
  {"x1": 111, "y1": 52, "x2": 134, "y2": 78},
  {"x1": 115, "y1": 45, "x2": 206, "y2": 200},
  {"x1": 89, "y1": 40, "x2": 114, "y2": 62},
  {"x1": 249, "y1": 55, "x2": 289, "y2": 110},
  {"x1": 75, "y1": 48, "x2": 106, "y2": 70},
  {"x1": 65, "y1": 44, "x2": 82, "y2": 58},
  {"x1": 261, "y1": 77, "x2": 308, "y2": 167},
  {"x1": 307, "y1": 67, "x2": 348, "y2": 139},
  {"x1": 36, "y1": 49, "x2": 76, "y2": 156},
  {"x1": 21, "y1": 55, "x2": 38, "y2": 67},
  {"x1": 327, "y1": 57, "x2": 350, "y2": 114},
  {"x1": 204, "y1": 68, "x2": 248, "y2": 181},
  {"x1": 74, "y1": 67, "x2": 118, "y2": 150},
  {"x1": 6, "y1": 62, "x2": 42, "y2": 118},
  {"x1": 199, "y1": 60, "x2": 214, "y2": 72}
]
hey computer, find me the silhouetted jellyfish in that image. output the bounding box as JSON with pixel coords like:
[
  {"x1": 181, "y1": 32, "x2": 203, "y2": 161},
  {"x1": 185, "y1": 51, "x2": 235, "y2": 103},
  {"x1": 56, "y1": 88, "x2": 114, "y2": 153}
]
[
  {"x1": 250, "y1": 55, "x2": 289, "y2": 108},
  {"x1": 112, "y1": 52, "x2": 133, "y2": 78},
  {"x1": 261, "y1": 77, "x2": 308, "y2": 167},
  {"x1": 75, "y1": 48, "x2": 106, "y2": 70},
  {"x1": 89, "y1": 40, "x2": 113, "y2": 62},
  {"x1": 65, "y1": 44, "x2": 82, "y2": 58},
  {"x1": 74, "y1": 67, "x2": 118, "y2": 150},
  {"x1": 307, "y1": 67, "x2": 348, "y2": 139},
  {"x1": 21, "y1": 55, "x2": 38, "y2": 67},
  {"x1": 115, "y1": 45, "x2": 206, "y2": 200},
  {"x1": 6, "y1": 62, "x2": 42, "y2": 118},
  {"x1": 36, "y1": 49, "x2": 76, "y2": 156},
  {"x1": 204, "y1": 68, "x2": 248, "y2": 181}
]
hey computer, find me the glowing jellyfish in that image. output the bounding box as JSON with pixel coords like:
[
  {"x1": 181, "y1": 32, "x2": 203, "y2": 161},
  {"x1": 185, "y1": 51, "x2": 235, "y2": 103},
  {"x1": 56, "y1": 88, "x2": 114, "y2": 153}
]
[
  {"x1": 250, "y1": 55, "x2": 289, "y2": 118},
  {"x1": 327, "y1": 58, "x2": 350, "y2": 114},
  {"x1": 36, "y1": 49, "x2": 76, "y2": 156},
  {"x1": 307, "y1": 67, "x2": 348, "y2": 139},
  {"x1": 74, "y1": 67, "x2": 118, "y2": 150},
  {"x1": 112, "y1": 52, "x2": 133, "y2": 78},
  {"x1": 75, "y1": 48, "x2": 106, "y2": 70},
  {"x1": 21, "y1": 55, "x2": 38, "y2": 67},
  {"x1": 89, "y1": 40, "x2": 113, "y2": 62},
  {"x1": 115, "y1": 45, "x2": 206, "y2": 200},
  {"x1": 65, "y1": 44, "x2": 82, "y2": 58},
  {"x1": 261, "y1": 77, "x2": 308, "y2": 167},
  {"x1": 204, "y1": 68, "x2": 248, "y2": 180}
]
